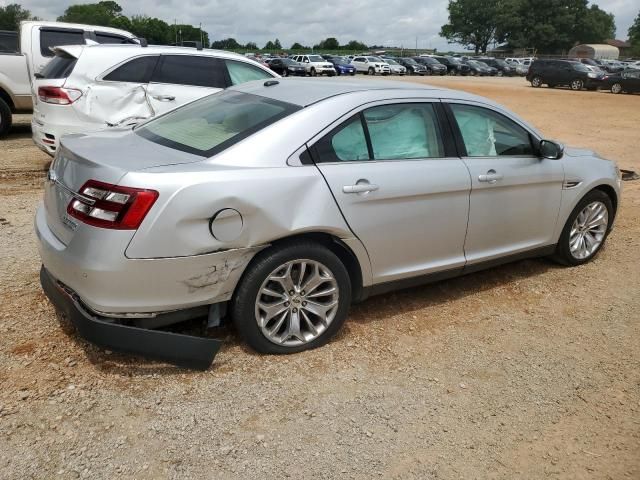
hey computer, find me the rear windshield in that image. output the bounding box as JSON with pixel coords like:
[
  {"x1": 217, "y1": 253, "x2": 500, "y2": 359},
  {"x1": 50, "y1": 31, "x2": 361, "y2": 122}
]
[
  {"x1": 137, "y1": 90, "x2": 300, "y2": 157},
  {"x1": 39, "y1": 53, "x2": 78, "y2": 79}
]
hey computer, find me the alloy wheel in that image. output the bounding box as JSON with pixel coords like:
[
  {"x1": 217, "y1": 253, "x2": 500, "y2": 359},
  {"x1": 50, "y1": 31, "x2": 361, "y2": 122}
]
[
  {"x1": 571, "y1": 79, "x2": 584, "y2": 90},
  {"x1": 569, "y1": 201, "x2": 608, "y2": 260},
  {"x1": 531, "y1": 76, "x2": 542, "y2": 87},
  {"x1": 611, "y1": 83, "x2": 622, "y2": 94},
  {"x1": 255, "y1": 259, "x2": 339, "y2": 346}
]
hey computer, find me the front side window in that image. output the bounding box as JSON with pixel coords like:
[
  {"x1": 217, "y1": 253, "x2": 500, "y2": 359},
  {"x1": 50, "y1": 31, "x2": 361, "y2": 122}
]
[
  {"x1": 450, "y1": 104, "x2": 534, "y2": 157},
  {"x1": 137, "y1": 90, "x2": 300, "y2": 157},
  {"x1": 40, "y1": 29, "x2": 85, "y2": 57},
  {"x1": 225, "y1": 60, "x2": 273, "y2": 85},
  {"x1": 103, "y1": 55, "x2": 159, "y2": 83},
  {"x1": 314, "y1": 103, "x2": 444, "y2": 162},
  {"x1": 151, "y1": 55, "x2": 227, "y2": 88}
]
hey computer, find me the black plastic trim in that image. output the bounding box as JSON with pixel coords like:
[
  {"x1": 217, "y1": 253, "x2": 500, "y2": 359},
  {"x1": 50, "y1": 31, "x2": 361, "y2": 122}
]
[{"x1": 40, "y1": 266, "x2": 221, "y2": 370}]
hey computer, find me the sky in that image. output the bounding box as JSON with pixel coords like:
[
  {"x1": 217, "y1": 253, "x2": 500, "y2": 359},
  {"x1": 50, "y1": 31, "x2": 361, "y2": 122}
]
[{"x1": 8, "y1": 0, "x2": 639, "y2": 51}]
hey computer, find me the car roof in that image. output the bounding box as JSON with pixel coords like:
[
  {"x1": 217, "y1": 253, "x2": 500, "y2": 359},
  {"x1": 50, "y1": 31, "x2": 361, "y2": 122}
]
[
  {"x1": 56, "y1": 43, "x2": 250, "y2": 61},
  {"x1": 230, "y1": 78, "x2": 483, "y2": 107}
]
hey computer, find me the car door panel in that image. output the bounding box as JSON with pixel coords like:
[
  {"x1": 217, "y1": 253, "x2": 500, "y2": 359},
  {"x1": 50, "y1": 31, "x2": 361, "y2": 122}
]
[
  {"x1": 447, "y1": 102, "x2": 564, "y2": 264},
  {"x1": 312, "y1": 101, "x2": 471, "y2": 284}
]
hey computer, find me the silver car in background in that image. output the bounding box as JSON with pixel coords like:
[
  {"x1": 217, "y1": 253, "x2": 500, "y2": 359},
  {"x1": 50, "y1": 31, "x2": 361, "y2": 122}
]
[{"x1": 36, "y1": 79, "x2": 622, "y2": 368}]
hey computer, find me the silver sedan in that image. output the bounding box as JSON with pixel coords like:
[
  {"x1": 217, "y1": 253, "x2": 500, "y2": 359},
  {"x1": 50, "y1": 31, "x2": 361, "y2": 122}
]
[{"x1": 36, "y1": 79, "x2": 622, "y2": 368}]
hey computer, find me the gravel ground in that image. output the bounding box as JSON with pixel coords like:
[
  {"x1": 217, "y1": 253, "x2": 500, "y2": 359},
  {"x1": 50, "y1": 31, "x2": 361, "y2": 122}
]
[{"x1": 1, "y1": 77, "x2": 639, "y2": 479}]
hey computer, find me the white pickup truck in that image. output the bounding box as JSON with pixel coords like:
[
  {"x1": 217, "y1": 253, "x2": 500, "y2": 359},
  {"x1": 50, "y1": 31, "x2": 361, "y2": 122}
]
[{"x1": 0, "y1": 21, "x2": 136, "y2": 136}]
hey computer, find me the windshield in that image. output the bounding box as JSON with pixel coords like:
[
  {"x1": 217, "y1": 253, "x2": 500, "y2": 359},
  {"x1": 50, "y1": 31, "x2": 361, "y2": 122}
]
[
  {"x1": 368, "y1": 56, "x2": 384, "y2": 62},
  {"x1": 403, "y1": 58, "x2": 418, "y2": 65},
  {"x1": 282, "y1": 59, "x2": 297, "y2": 66},
  {"x1": 385, "y1": 59, "x2": 398, "y2": 65},
  {"x1": 447, "y1": 57, "x2": 462, "y2": 64},
  {"x1": 137, "y1": 91, "x2": 300, "y2": 157},
  {"x1": 333, "y1": 58, "x2": 349, "y2": 65},
  {"x1": 308, "y1": 55, "x2": 324, "y2": 62}
]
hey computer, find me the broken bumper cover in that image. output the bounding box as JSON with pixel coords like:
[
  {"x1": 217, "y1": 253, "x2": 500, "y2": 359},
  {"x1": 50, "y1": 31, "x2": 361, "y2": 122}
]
[{"x1": 40, "y1": 266, "x2": 222, "y2": 369}]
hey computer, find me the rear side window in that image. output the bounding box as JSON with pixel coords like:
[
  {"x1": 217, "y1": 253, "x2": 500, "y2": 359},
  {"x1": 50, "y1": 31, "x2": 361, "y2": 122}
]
[
  {"x1": 151, "y1": 55, "x2": 227, "y2": 88},
  {"x1": 39, "y1": 53, "x2": 78, "y2": 79},
  {"x1": 0, "y1": 31, "x2": 18, "y2": 52},
  {"x1": 103, "y1": 55, "x2": 159, "y2": 83},
  {"x1": 225, "y1": 60, "x2": 273, "y2": 85},
  {"x1": 40, "y1": 29, "x2": 85, "y2": 57},
  {"x1": 137, "y1": 90, "x2": 300, "y2": 156},
  {"x1": 95, "y1": 32, "x2": 136, "y2": 44}
]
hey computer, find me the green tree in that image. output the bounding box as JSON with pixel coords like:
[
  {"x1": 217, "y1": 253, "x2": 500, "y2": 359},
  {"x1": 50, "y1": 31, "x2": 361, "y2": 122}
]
[
  {"x1": 440, "y1": 0, "x2": 504, "y2": 54},
  {"x1": 0, "y1": 3, "x2": 36, "y2": 30},
  {"x1": 274, "y1": 38, "x2": 282, "y2": 49},
  {"x1": 574, "y1": 4, "x2": 615, "y2": 44},
  {"x1": 57, "y1": 1, "x2": 125, "y2": 27},
  {"x1": 244, "y1": 41, "x2": 258, "y2": 50},
  {"x1": 315, "y1": 37, "x2": 340, "y2": 50},
  {"x1": 171, "y1": 24, "x2": 209, "y2": 46},
  {"x1": 290, "y1": 42, "x2": 308, "y2": 49},
  {"x1": 344, "y1": 40, "x2": 367, "y2": 51},
  {"x1": 264, "y1": 40, "x2": 276, "y2": 50},
  {"x1": 129, "y1": 15, "x2": 170, "y2": 44},
  {"x1": 210, "y1": 37, "x2": 242, "y2": 49},
  {"x1": 629, "y1": 11, "x2": 640, "y2": 55}
]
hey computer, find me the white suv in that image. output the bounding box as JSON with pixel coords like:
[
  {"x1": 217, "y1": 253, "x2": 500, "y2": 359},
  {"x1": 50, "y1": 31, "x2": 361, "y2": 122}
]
[
  {"x1": 350, "y1": 56, "x2": 391, "y2": 75},
  {"x1": 32, "y1": 44, "x2": 277, "y2": 155},
  {"x1": 291, "y1": 54, "x2": 335, "y2": 76}
]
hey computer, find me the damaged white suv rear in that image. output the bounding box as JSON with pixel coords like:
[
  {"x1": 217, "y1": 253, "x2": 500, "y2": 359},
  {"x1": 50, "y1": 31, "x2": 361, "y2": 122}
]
[{"x1": 32, "y1": 44, "x2": 277, "y2": 155}]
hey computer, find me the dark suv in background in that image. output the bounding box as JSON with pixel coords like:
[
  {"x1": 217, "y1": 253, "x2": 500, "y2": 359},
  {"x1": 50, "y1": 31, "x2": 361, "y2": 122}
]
[
  {"x1": 527, "y1": 59, "x2": 605, "y2": 90},
  {"x1": 431, "y1": 56, "x2": 470, "y2": 75}
]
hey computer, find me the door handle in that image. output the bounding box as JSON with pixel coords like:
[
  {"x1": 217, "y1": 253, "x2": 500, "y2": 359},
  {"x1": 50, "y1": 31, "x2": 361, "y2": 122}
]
[
  {"x1": 152, "y1": 95, "x2": 176, "y2": 101},
  {"x1": 478, "y1": 170, "x2": 503, "y2": 184},
  {"x1": 343, "y1": 183, "x2": 379, "y2": 194}
]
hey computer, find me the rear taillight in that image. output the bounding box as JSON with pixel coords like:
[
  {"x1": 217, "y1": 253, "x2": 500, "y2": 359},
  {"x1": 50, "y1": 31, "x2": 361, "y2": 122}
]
[
  {"x1": 67, "y1": 180, "x2": 158, "y2": 230},
  {"x1": 38, "y1": 86, "x2": 82, "y2": 105}
]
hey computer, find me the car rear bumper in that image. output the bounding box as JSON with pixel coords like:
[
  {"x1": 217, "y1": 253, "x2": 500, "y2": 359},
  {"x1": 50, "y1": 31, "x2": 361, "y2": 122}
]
[
  {"x1": 31, "y1": 117, "x2": 90, "y2": 157},
  {"x1": 40, "y1": 266, "x2": 222, "y2": 369},
  {"x1": 35, "y1": 202, "x2": 262, "y2": 314}
]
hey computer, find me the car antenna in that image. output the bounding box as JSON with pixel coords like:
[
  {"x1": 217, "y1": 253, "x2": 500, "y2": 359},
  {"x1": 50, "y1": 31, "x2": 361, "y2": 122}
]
[{"x1": 264, "y1": 80, "x2": 279, "y2": 87}]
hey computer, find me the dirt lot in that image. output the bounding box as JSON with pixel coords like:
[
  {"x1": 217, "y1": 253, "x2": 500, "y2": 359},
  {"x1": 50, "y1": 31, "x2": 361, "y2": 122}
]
[{"x1": 1, "y1": 76, "x2": 639, "y2": 479}]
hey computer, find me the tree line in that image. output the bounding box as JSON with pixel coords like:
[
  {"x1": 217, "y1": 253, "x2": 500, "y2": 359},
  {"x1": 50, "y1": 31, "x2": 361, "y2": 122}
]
[{"x1": 440, "y1": 0, "x2": 638, "y2": 55}]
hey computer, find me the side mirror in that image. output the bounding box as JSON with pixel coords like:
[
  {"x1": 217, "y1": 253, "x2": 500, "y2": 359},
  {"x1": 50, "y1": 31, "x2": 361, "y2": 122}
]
[{"x1": 539, "y1": 139, "x2": 564, "y2": 160}]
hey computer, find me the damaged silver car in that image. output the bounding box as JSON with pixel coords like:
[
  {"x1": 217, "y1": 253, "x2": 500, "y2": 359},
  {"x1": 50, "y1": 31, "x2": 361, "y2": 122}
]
[{"x1": 36, "y1": 78, "x2": 622, "y2": 368}]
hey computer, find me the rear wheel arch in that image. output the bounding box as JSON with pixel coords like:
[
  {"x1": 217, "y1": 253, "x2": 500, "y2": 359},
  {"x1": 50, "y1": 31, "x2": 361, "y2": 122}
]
[
  {"x1": 0, "y1": 88, "x2": 15, "y2": 111},
  {"x1": 256, "y1": 232, "x2": 364, "y2": 303}
]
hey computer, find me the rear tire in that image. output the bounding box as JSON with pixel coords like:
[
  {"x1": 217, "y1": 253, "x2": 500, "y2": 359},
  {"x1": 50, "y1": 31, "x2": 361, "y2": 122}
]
[
  {"x1": 0, "y1": 98, "x2": 12, "y2": 137},
  {"x1": 531, "y1": 76, "x2": 542, "y2": 87},
  {"x1": 231, "y1": 241, "x2": 352, "y2": 354},
  {"x1": 610, "y1": 82, "x2": 622, "y2": 94},
  {"x1": 553, "y1": 190, "x2": 614, "y2": 266},
  {"x1": 282, "y1": 69, "x2": 289, "y2": 77}
]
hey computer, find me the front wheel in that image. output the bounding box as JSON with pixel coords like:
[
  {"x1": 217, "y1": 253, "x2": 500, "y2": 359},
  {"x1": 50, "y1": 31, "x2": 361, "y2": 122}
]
[
  {"x1": 530, "y1": 76, "x2": 543, "y2": 87},
  {"x1": 611, "y1": 82, "x2": 622, "y2": 94},
  {"x1": 231, "y1": 241, "x2": 352, "y2": 354},
  {"x1": 310, "y1": 68, "x2": 317, "y2": 77},
  {"x1": 553, "y1": 190, "x2": 614, "y2": 266},
  {"x1": 0, "y1": 98, "x2": 12, "y2": 137},
  {"x1": 368, "y1": 67, "x2": 375, "y2": 75},
  {"x1": 282, "y1": 69, "x2": 289, "y2": 77},
  {"x1": 570, "y1": 79, "x2": 584, "y2": 90}
]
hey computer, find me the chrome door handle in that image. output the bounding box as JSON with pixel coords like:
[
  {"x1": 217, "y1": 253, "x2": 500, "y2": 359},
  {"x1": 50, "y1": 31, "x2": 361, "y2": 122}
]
[
  {"x1": 478, "y1": 170, "x2": 503, "y2": 184},
  {"x1": 152, "y1": 95, "x2": 176, "y2": 101},
  {"x1": 343, "y1": 183, "x2": 379, "y2": 194}
]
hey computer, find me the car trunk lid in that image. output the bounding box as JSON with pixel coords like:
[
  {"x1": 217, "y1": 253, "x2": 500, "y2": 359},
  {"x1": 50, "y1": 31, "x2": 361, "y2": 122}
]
[{"x1": 44, "y1": 130, "x2": 204, "y2": 245}]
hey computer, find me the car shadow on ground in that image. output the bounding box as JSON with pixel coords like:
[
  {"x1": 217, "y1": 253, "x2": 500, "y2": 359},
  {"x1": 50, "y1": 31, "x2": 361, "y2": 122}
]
[
  {"x1": 53, "y1": 255, "x2": 563, "y2": 375},
  {"x1": 7, "y1": 123, "x2": 32, "y2": 139}
]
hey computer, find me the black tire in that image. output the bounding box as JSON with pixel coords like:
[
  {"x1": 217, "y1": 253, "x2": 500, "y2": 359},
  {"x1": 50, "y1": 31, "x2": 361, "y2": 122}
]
[
  {"x1": 349, "y1": 72, "x2": 355, "y2": 76},
  {"x1": 368, "y1": 67, "x2": 375, "y2": 75},
  {"x1": 282, "y1": 69, "x2": 289, "y2": 77},
  {"x1": 531, "y1": 75, "x2": 543, "y2": 87},
  {"x1": 553, "y1": 189, "x2": 614, "y2": 266},
  {"x1": 231, "y1": 240, "x2": 352, "y2": 354},
  {"x1": 310, "y1": 67, "x2": 317, "y2": 77},
  {"x1": 570, "y1": 79, "x2": 584, "y2": 91},
  {"x1": 610, "y1": 82, "x2": 622, "y2": 94},
  {"x1": 0, "y1": 98, "x2": 12, "y2": 137}
]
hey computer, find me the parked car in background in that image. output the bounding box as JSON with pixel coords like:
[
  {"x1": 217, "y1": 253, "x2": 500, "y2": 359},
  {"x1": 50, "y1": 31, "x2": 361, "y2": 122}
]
[
  {"x1": 291, "y1": 54, "x2": 336, "y2": 76},
  {"x1": 383, "y1": 58, "x2": 406, "y2": 75},
  {"x1": 412, "y1": 56, "x2": 447, "y2": 75},
  {"x1": 432, "y1": 56, "x2": 470, "y2": 75},
  {"x1": 0, "y1": 20, "x2": 137, "y2": 136},
  {"x1": 603, "y1": 69, "x2": 640, "y2": 94},
  {"x1": 350, "y1": 56, "x2": 390, "y2": 75},
  {"x1": 327, "y1": 57, "x2": 356, "y2": 75},
  {"x1": 474, "y1": 57, "x2": 515, "y2": 76},
  {"x1": 268, "y1": 57, "x2": 307, "y2": 76},
  {"x1": 37, "y1": 78, "x2": 621, "y2": 368},
  {"x1": 598, "y1": 59, "x2": 625, "y2": 74},
  {"x1": 464, "y1": 59, "x2": 492, "y2": 76},
  {"x1": 395, "y1": 57, "x2": 427, "y2": 75},
  {"x1": 526, "y1": 59, "x2": 604, "y2": 90},
  {"x1": 32, "y1": 44, "x2": 277, "y2": 155}
]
